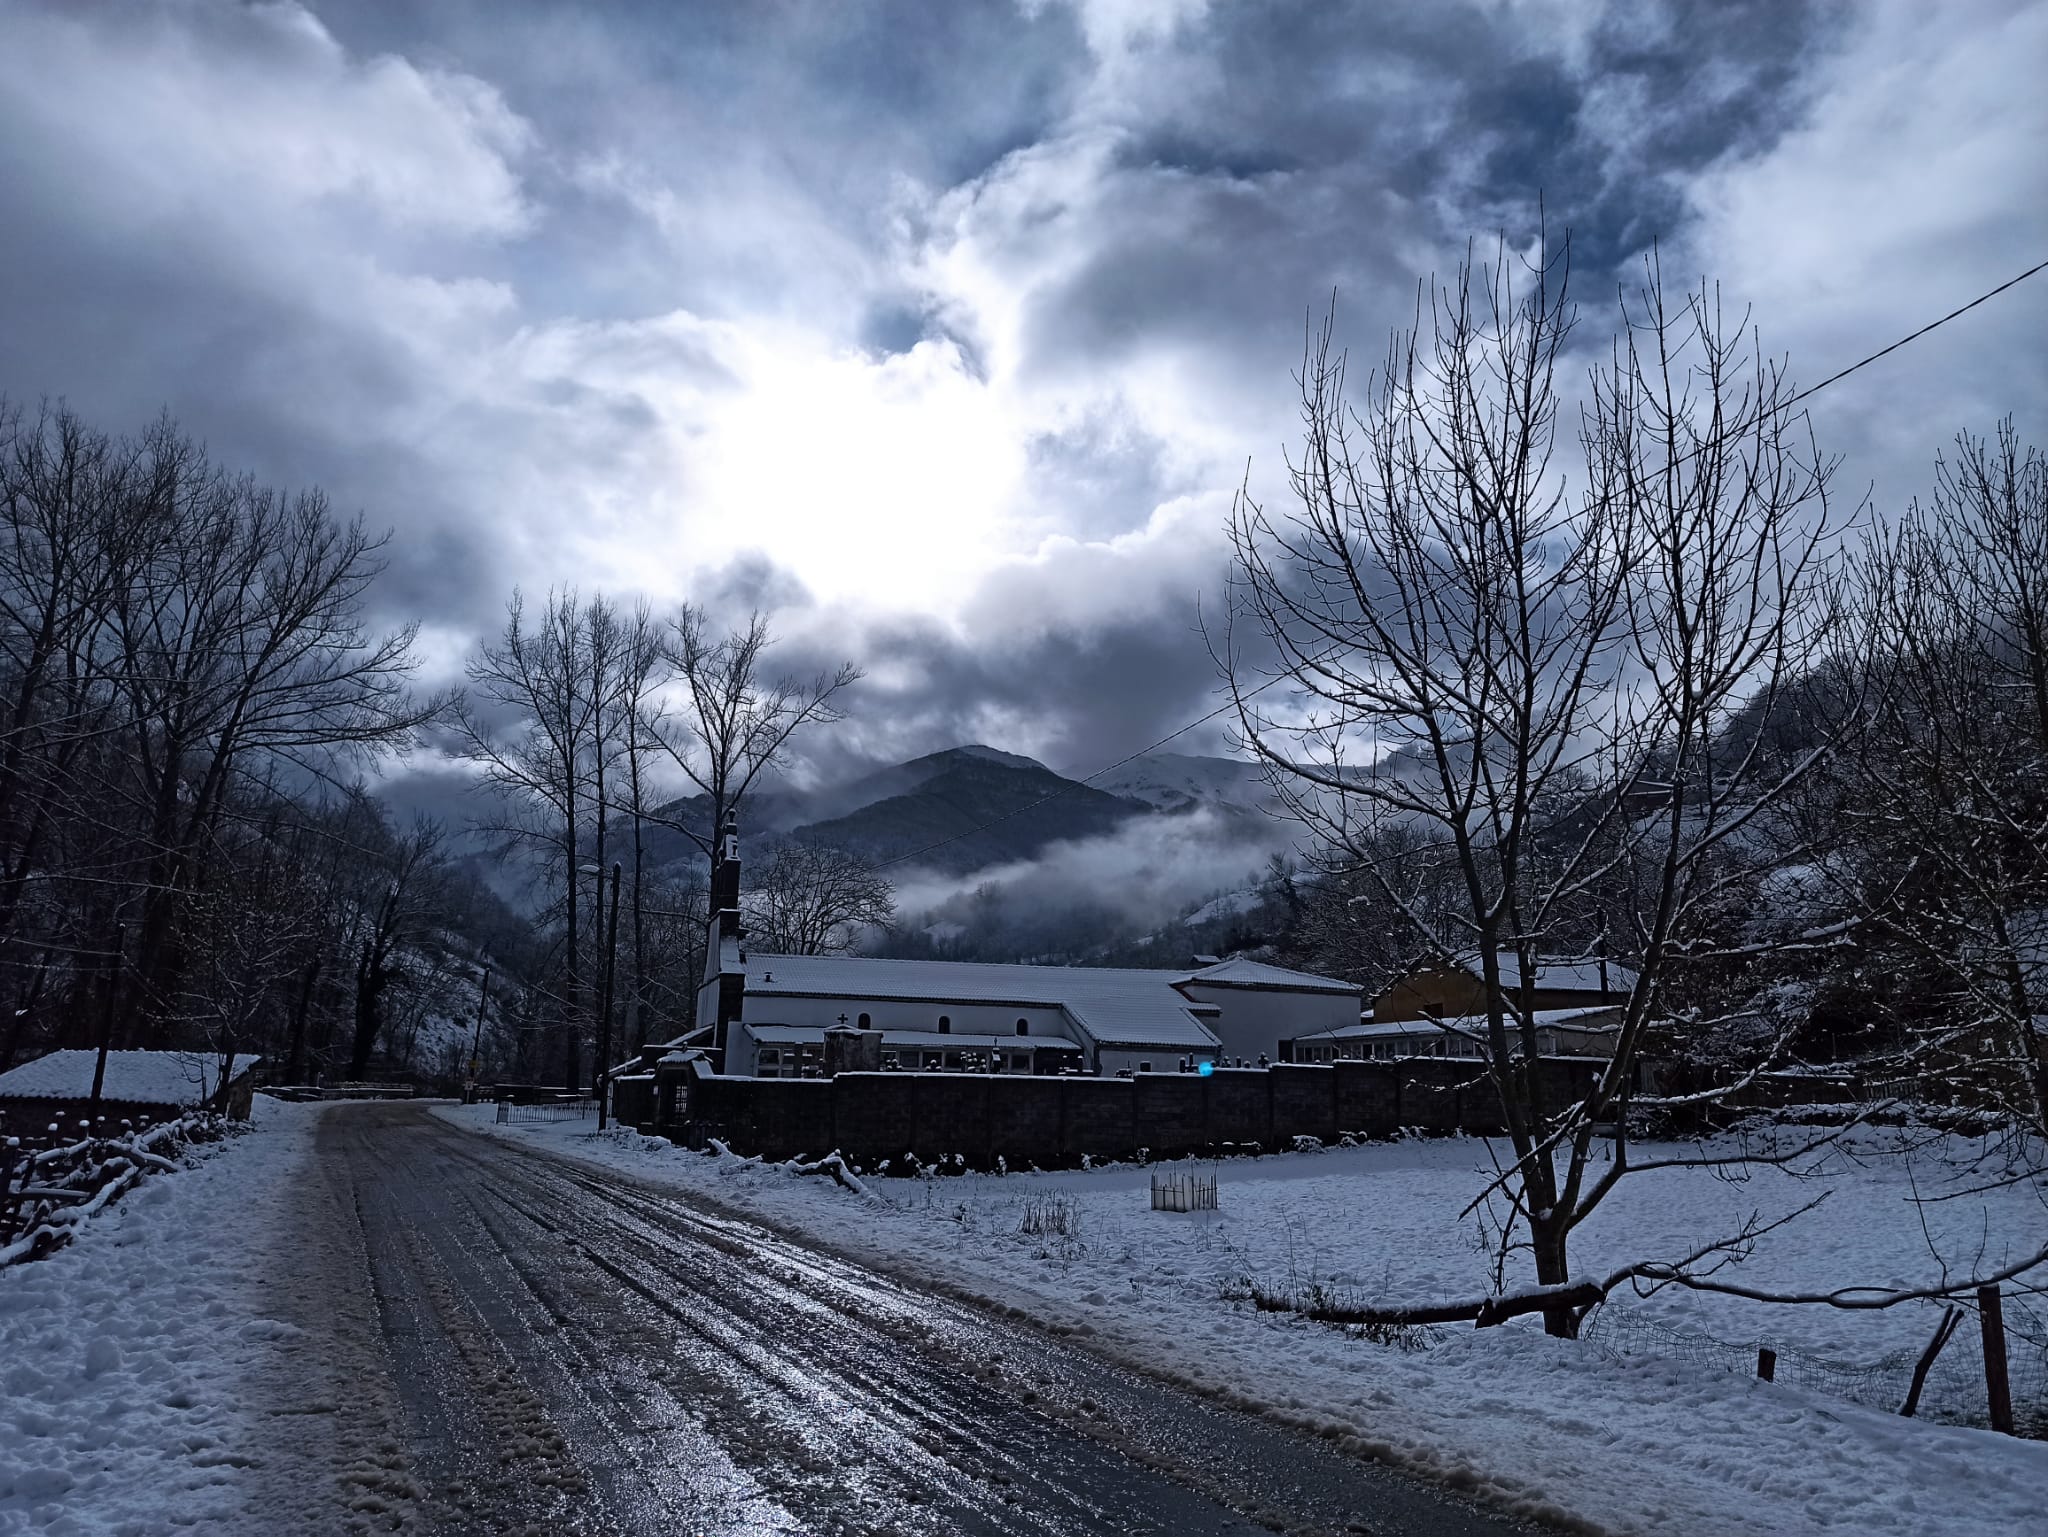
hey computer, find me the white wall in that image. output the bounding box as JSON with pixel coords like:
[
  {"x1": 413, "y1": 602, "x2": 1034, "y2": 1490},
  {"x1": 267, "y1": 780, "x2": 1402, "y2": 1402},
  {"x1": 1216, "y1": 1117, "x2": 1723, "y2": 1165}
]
[
  {"x1": 741, "y1": 993, "x2": 1073, "y2": 1043},
  {"x1": 730, "y1": 1022, "x2": 767, "y2": 1077},
  {"x1": 1180, "y1": 985, "x2": 1359, "y2": 1062}
]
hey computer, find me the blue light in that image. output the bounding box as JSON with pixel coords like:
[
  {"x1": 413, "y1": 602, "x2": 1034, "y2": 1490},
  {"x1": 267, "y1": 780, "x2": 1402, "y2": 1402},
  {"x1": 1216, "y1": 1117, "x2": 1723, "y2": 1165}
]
[{"x1": 1197, "y1": 1060, "x2": 1215, "y2": 1076}]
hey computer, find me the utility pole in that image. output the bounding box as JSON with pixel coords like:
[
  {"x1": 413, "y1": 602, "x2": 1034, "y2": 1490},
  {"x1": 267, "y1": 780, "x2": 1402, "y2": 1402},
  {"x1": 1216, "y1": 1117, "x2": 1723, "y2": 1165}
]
[
  {"x1": 89, "y1": 923, "x2": 124, "y2": 1115},
  {"x1": 467, "y1": 965, "x2": 491, "y2": 1100},
  {"x1": 597, "y1": 863, "x2": 621, "y2": 1130}
]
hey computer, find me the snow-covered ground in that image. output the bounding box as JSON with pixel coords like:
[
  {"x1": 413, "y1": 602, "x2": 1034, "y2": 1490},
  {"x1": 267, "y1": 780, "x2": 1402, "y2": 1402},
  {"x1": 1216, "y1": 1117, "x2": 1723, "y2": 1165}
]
[
  {"x1": 441, "y1": 1104, "x2": 2048, "y2": 1537},
  {"x1": 0, "y1": 1098, "x2": 402, "y2": 1536}
]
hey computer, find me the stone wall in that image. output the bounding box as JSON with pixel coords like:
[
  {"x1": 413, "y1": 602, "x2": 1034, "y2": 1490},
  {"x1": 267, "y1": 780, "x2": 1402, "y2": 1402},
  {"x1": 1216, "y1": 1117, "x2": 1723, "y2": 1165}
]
[{"x1": 647, "y1": 1056, "x2": 1619, "y2": 1166}]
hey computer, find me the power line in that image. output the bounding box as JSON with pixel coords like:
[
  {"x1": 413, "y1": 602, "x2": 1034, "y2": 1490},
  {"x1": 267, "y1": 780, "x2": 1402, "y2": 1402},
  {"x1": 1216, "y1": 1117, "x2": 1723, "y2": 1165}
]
[
  {"x1": 1779, "y1": 255, "x2": 2048, "y2": 414},
  {"x1": 873, "y1": 253, "x2": 2048, "y2": 875}
]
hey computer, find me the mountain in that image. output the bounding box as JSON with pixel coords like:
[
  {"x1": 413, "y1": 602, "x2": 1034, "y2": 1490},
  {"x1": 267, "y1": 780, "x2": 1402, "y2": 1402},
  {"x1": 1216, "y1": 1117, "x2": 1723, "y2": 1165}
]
[
  {"x1": 639, "y1": 745, "x2": 1158, "y2": 879},
  {"x1": 1087, "y1": 752, "x2": 1276, "y2": 819},
  {"x1": 793, "y1": 746, "x2": 1145, "y2": 874}
]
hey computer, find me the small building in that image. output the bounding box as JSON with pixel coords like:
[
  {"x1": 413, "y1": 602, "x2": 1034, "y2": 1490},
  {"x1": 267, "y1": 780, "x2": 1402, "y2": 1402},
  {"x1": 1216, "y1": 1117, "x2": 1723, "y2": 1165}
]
[
  {"x1": 1373, "y1": 951, "x2": 1635, "y2": 1022},
  {"x1": 726, "y1": 953, "x2": 1224, "y2": 1077},
  {"x1": 693, "y1": 820, "x2": 1362, "y2": 1076},
  {"x1": 0, "y1": 1049, "x2": 263, "y2": 1143},
  {"x1": 1287, "y1": 1005, "x2": 1623, "y2": 1063},
  {"x1": 602, "y1": 1037, "x2": 709, "y2": 1128}
]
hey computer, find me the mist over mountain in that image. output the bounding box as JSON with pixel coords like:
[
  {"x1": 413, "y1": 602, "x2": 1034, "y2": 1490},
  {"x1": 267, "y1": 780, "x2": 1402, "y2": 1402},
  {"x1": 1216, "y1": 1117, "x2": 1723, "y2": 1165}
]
[
  {"x1": 1085, "y1": 751, "x2": 1278, "y2": 821},
  {"x1": 632, "y1": 744, "x2": 1299, "y2": 960}
]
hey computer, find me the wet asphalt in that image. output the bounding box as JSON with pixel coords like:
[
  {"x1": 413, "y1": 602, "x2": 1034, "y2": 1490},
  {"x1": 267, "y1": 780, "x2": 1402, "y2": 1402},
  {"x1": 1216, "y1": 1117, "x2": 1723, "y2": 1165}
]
[{"x1": 314, "y1": 1103, "x2": 1542, "y2": 1536}]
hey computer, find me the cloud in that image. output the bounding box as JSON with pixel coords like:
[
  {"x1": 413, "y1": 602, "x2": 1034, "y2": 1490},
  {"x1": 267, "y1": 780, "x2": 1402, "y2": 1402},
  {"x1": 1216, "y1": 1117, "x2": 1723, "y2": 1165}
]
[
  {"x1": 1671, "y1": 0, "x2": 2048, "y2": 509},
  {"x1": 890, "y1": 803, "x2": 1287, "y2": 933},
  {"x1": 0, "y1": 0, "x2": 2040, "y2": 789}
]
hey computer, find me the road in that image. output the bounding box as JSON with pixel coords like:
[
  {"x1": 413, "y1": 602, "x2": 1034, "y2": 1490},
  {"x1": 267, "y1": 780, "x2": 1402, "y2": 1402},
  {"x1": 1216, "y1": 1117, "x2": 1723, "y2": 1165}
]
[{"x1": 274, "y1": 1104, "x2": 1539, "y2": 1536}]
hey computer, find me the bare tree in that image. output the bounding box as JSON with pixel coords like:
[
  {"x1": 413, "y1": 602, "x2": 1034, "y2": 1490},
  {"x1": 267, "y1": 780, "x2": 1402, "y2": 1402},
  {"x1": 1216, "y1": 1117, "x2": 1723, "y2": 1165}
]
[
  {"x1": 644, "y1": 608, "x2": 860, "y2": 881},
  {"x1": 0, "y1": 406, "x2": 436, "y2": 1051},
  {"x1": 107, "y1": 428, "x2": 439, "y2": 1035},
  {"x1": 615, "y1": 601, "x2": 666, "y2": 1048},
  {"x1": 177, "y1": 819, "x2": 322, "y2": 1078},
  {"x1": 1221, "y1": 236, "x2": 1847, "y2": 1333},
  {"x1": 0, "y1": 405, "x2": 136, "y2": 967},
  {"x1": 1841, "y1": 421, "x2": 2048, "y2": 1133},
  {"x1": 744, "y1": 840, "x2": 895, "y2": 955},
  {"x1": 457, "y1": 590, "x2": 601, "y2": 1088},
  {"x1": 346, "y1": 817, "x2": 447, "y2": 1079}
]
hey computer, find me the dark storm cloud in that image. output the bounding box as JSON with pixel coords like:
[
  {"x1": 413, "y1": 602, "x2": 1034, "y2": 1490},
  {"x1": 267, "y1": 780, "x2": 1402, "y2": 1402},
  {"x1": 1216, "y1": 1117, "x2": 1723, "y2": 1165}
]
[
  {"x1": 317, "y1": 0, "x2": 1087, "y2": 322},
  {"x1": 0, "y1": 0, "x2": 2034, "y2": 789},
  {"x1": 0, "y1": 178, "x2": 506, "y2": 631},
  {"x1": 984, "y1": 0, "x2": 1848, "y2": 399}
]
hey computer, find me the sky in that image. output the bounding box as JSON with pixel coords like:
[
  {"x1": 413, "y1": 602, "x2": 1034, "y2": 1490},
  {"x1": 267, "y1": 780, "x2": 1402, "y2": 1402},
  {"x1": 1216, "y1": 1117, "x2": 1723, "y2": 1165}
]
[{"x1": 1, "y1": 0, "x2": 2044, "y2": 798}]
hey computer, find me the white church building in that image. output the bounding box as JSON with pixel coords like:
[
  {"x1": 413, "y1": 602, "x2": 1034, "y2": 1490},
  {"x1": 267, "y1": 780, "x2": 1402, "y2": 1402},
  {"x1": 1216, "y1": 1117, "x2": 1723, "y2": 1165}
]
[{"x1": 693, "y1": 820, "x2": 1360, "y2": 1077}]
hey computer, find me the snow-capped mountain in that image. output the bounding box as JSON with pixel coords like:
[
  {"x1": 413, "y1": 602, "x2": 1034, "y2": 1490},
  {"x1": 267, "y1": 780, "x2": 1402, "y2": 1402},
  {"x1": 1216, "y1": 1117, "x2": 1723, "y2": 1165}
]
[{"x1": 1084, "y1": 752, "x2": 1277, "y2": 818}]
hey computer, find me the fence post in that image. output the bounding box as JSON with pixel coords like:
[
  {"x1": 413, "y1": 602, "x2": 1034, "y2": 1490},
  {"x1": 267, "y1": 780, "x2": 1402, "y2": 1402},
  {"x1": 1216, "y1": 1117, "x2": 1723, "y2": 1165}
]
[
  {"x1": 1756, "y1": 1347, "x2": 1776, "y2": 1383},
  {"x1": 1978, "y1": 1283, "x2": 2014, "y2": 1434}
]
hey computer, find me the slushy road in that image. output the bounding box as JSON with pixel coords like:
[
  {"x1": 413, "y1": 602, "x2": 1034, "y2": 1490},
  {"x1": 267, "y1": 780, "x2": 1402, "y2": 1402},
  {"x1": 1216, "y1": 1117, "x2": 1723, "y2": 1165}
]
[{"x1": 279, "y1": 1104, "x2": 1537, "y2": 1536}]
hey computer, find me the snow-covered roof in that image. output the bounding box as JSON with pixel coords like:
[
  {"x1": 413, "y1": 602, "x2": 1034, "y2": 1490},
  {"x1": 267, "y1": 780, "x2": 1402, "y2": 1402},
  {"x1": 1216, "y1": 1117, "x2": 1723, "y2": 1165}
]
[
  {"x1": 0, "y1": 1050, "x2": 262, "y2": 1106},
  {"x1": 1300, "y1": 1006, "x2": 1620, "y2": 1043},
  {"x1": 1447, "y1": 952, "x2": 1637, "y2": 994},
  {"x1": 742, "y1": 953, "x2": 1222, "y2": 1051},
  {"x1": 1182, "y1": 957, "x2": 1360, "y2": 994}
]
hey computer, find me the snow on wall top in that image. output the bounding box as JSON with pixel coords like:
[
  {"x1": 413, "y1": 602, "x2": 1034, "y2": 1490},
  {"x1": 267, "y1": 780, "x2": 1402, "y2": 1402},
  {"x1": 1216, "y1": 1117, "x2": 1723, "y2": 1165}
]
[{"x1": 0, "y1": 1049, "x2": 262, "y2": 1105}]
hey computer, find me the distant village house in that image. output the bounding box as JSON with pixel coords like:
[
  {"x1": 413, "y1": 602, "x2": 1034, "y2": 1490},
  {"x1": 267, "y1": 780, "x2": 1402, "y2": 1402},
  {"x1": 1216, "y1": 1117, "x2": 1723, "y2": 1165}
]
[
  {"x1": 688, "y1": 820, "x2": 1361, "y2": 1079},
  {"x1": 1284, "y1": 952, "x2": 1636, "y2": 1064}
]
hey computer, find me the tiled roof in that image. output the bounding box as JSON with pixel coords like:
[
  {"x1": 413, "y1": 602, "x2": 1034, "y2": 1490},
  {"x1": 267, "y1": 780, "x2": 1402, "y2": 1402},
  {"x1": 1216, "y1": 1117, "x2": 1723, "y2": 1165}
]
[{"x1": 742, "y1": 953, "x2": 1221, "y2": 1051}]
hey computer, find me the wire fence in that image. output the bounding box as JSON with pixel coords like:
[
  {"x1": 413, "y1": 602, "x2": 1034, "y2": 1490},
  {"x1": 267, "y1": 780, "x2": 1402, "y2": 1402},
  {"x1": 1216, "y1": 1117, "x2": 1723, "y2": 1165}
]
[
  {"x1": 1581, "y1": 1295, "x2": 2048, "y2": 1433},
  {"x1": 494, "y1": 1097, "x2": 597, "y2": 1125}
]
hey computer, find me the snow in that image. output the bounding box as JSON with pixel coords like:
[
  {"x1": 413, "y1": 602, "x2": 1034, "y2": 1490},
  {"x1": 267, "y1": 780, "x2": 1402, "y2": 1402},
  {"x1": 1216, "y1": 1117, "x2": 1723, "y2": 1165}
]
[
  {"x1": 0, "y1": 1098, "x2": 392, "y2": 1535},
  {"x1": 0, "y1": 1051, "x2": 262, "y2": 1107},
  {"x1": 742, "y1": 951, "x2": 1226, "y2": 1051},
  {"x1": 1181, "y1": 886, "x2": 1267, "y2": 927},
  {"x1": 1184, "y1": 956, "x2": 1359, "y2": 992},
  {"x1": 1443, "y1": 952, "x2": 1639, "y2": 994},
  {"x1": 954, "y1": 744, "x2": 1049, "y2": 771},
  {"x1": 1090, "y1": 751, "x2": 1273, "y2": 816},
  {"x1": 441, "y1": 1105, "x2": 2048, "y2": 1537}
]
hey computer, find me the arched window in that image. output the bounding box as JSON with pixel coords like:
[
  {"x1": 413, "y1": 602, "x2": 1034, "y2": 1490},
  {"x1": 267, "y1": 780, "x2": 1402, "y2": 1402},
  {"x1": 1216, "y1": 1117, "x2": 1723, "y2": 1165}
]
[
  {"x1": 857, "y1": 1012, "x2": 871, "y2": 1029},
  {"x1": 938, "y1": 1015, "x2": 951, "y2": 1033},
  {"x1": 1015, "y1": 1018, "x2": 1029, "y2": 1035}
]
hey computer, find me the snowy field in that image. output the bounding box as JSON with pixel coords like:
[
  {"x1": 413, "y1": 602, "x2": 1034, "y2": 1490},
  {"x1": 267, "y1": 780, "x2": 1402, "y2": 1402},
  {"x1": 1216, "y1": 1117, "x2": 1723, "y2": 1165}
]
[
  {"x1": 443, "y1": 1104, "x2": 2048, "y2": 1537},
  {"x1": 0, "y1": 1098, "x2": 413, "y2": 1536}
]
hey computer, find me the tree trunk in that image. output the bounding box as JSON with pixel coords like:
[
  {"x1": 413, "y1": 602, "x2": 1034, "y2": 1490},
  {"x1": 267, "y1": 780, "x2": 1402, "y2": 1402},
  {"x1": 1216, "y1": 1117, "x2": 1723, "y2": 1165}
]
[
  {"x1": 285, "y1": 954, "x2": 322, "y2": 1084},
  {"x1": 1530, "y1": 1212, "x2": 1578, "y2": 1338},
  {"x1": 348, "y1": 940, "x2": 380, "y2": 1079}
]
